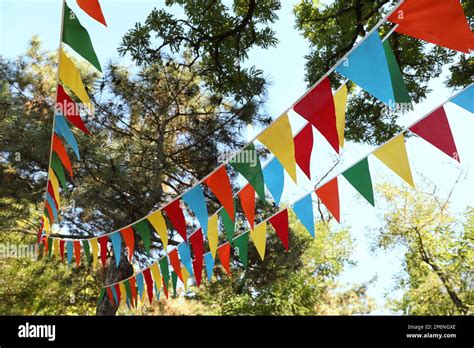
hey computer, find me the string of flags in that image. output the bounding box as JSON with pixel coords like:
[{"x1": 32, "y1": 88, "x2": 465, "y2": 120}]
[
  {"x1": 39, "y1": 0, "x2": 107, "y2": 241},
  {"x1": 34, "y1": 0, "x2": 474, "y2": 307}
]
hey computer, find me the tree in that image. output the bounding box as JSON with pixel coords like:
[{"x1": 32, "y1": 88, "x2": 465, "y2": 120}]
[
  {"x1": 294, "y1": 0, "x2": 473, "y2": 144},
  {"x1": 375, "y1": 182, "x2": 473, "y2": 315}
]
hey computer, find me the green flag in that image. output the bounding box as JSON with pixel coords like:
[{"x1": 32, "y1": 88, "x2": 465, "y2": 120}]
[
  {"x1": 171, "y1": 271, "x2": 178, "y2": 297},
  {"x1": 82, "y1": 240, "x2": 91, "y2": 264},
  {"x1": 62, "y1": 3, "x2": 102, "y2": 72},
  {"x1": 219, "y1": 202, "x2": 236, "y2": 243},
  {"x1": 133, "y1": 220, "x2": 151, "y2": 255},
  {"x1": 97, "y1": 288, "x2": 106, "y2": 306},
  {"x1": 47, "y1": 237, "x2": 53, "y2": 259},
  {"x1": 382, "y1": 40, "x2": 411, "y2": 104},
  {"x1": 51, "y1": 153, "x2": 68, "y2": 190},
  {"x1": 233, "y1": 232, "x2": 249, "y2": 268},
  {"x1": 159, "y1": 257, "x2": 170, "y2": 290},
  {"x1": 342, "y1": 157, "x2": 374, "y2": 206},
  {"x1": 124, "y1": 280, "x2": 133, "y2": 307},
  {"x1": 229, "y1": 143, "x2": 265, "y2": 201}
]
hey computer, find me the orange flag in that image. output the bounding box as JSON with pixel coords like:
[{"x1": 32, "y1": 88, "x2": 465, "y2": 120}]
[
  {"x1": 315, "y1": 177, "x2": 340, "y2": 223},
  {"x1": 217, "y1": 242, "x2": 231, "y2": 276},
  {"x1": 388, "y1": 0, "x2": 474, "y2": 53},
  {"x1": 76, "y1": 0, "x2": 107, "y2": 26},
  {"x1": 203, "y1": 166, "x2": 235, "y2": 221}
]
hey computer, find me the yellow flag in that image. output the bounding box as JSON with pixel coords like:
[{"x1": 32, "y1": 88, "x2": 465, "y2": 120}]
[
  {"x1": 48, "y1": 169, "x2": 61, "y2": 207},
  {"x1": 59, "y1": 49, "x2": 91, "y2": 107},
  {"x1": 148, "y1": 210, "x2": 168, "y2": 250},
  {"x1": 257, "y1": 114, "x2": 297, "y2": 183},
  {"x1": 53, "y1": 238, "x2": 60, "y2": 259},
  {"x1": 373, "y1": 134, "x2": 414, "y2": 187},
  {"x1": 181, "y1": 266, "x2": 189, "y2": 291},
  {"x1": 250, "y1": 221, "x2": 267, "y2": 261},
  {"x1": 119, "y1": 282, "x2": 127, "y2": 305},
  {"x1": 90, "y1": 237, "x2": 99, "y2": 269},
  {"x1": 150, "y1": 263, "x2": 162, "y2": 292},
  {"x1": 43, "y1": 214, "x2": 51, "y2": 235},
  {"x1": 208, "y1": 214, "x2": 218, "y2": 259},
  {"x1": 334, "y1": 84, "x2": 348, "y2": 148}
]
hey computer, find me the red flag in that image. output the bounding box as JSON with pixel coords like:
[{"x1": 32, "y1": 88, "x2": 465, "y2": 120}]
[
  {"x1": 294, "y1": 123, "x2": 314, "y2": 179},
  {"x1": 410, "y1": 107, "x2": 459, "y2": 162},
  {"x1": 106, "y1": 287, "x2": 115, "y2": 305},
  {"x1": 44, "y1": 201, "x2": 55, "y2": 225},
  {"x1": 120, "y1": 226, "x2": 135, "y2": 261},
  {"x1": 52, "y1": 133, "x2": 73, "y2": 177},
  {"x1": 217, "y1": 242, "x2": 231, "y2": 276},
  {"x1": 114, "y1": 284, "x2": 122, "y2": 304},
  {"x1": 143, "y1": 268, "x2": 154, "y2": 304},
  {"x1": 47, "y1": 182, "x2": 59, "y2": 210},
  {"x1": 203, "y1": 166, "x2": 235, "y2": 221},
  {"x1": 163, "y1": 199, "x2": 187, "y2": 241},
  {"x1": 162, "y1": 278, "x2": 169, "y2": 299},
  {"x1": 98, "y1": 235, "x2": 108, "y2": 267},
  {"x1": 190, "y1": 229, "x2": 204, "y2": 262},
  {"x1": 168, "y1": 249, "x2": 183, "y2": 281},
  {"x1": 269, "y1": 209, "x2": 289, "y2": 251},
  {"x1": 388, "y1": 0, "x2": 474, "y2": 53},
  {"x1": 293, "y1": 77, "x2": 339, "y2": 153},
  {"x1": 76, "y1": 0, "x2": 107, "y2": 26},
  {"x1": 56, "y1": 84, "x2": 91, "y2": 135},
  {"x1": 73, "y1": 240, "x2": 81, "y2": 266},
  {"x1": 129, "y1": 277, "x2": 138, "y2": 305},
  {"x1": 60, "y1": 240, "x2": 65, "y2": 261},
  {"x1": 315, "y1": 177, "x2": 340, "y2": 223},
  {"x1": 192, "y1": 258, "x2": 203, "y2": 287},
  {"x1": 238, "y1": 184, "x2": 256, "y2": 229}
]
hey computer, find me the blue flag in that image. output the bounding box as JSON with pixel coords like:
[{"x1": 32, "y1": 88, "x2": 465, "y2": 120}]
[
  {"x1": 110, "y1": 285, "x2": 119, "y2": 305},
  {"x1": 451, "y1": 85, "x2": 473, "y2": 113},
  {"x1": 178, "y1": 242, "x2": 194, "y2": 277},
  {"x1": 204, "y1": 252, "x2": 215, "y2": 282},
  {"x1": 263, "y1": 158, "x2": 285, "y2": 205},
  {"x1": 66, "y1": 241, "x2": 73, "y2": 265},
  {"x1": 136, "y1": 273, "x2": 144, "y2": 299},
  {"x1": 109, "y1": 232, "x2": 122, "y2": 266},
  {"x1": 54, "y1": 115, "x2": 81, "y2": 160},
  {"x1": 183, "y1": 184, "x2": 209, "y2": 234},
  {"x1": 336, "y1": 30, "x2": 395, "y2": 106},
  {"x1": 292, "y1": 194, "x2": 315, "y2": 237}
]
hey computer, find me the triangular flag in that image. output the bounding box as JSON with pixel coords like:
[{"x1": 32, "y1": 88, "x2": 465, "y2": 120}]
[
  {"x1": 58, "y1": 49, "x2": 91, "y2": 107},
  {"x1": 217, "y1": 242, "x2": 231, "y2": 276},
  {"x1": 192, "y1": 258, "x2": 203, "y2": 287},
  {"x1": 76, "y1": 0, "x2": 107, "y2": 26},
  {"x1": 142, "y1": 269, "x2": 154, "y2": 304},
  {"x1": 56, "y1": 84, "x2": 91, "y2": 135},
  {"x1": 388, "y1": 0, "x2": 474, "y2": 53},
  {"x1": 51, "y1": 153, "x2": 68, "y2": 190},
  {"x1": 53, "y1": 239, "x2": 60, "y2": 260},
  {"x1": 219, "y1": 203, "x2": 235, "y2": 243},
  {"x1": 106, "y1": 287, "x2": 115, "y2": 305},
  {"x1": 54, "y1": 115, "x2": 80, "y2": 160},
  {"x1": 52, "y1": 133, "x2": 73, "y2": 178},
  {"x1": 48, "y1": 169, "x2": 61, "y2": 206},
  {"x1": 183, "y1": 184, "x2": 209, "y2": 234},
  {"x1": 45, "y1": 193, "x2": 58, "y2": 221},
  {"x1": 59, "y1": 240, "x2": 65, "y2": 261},
  {"x1": 181, "y1": 266, "x2": 190, "y2": 291},
  {"x1": 373, "y1": 133, "x2": 414, "y2": 187},
  {"x1": 207, "y1": 214, "x2": 218, "y2": 259},
  {"x1": 250, "y1": 221, "x2": 267, "y2": 261},
  {"x1": 315, "y1": 177, "x2": 340, "y2": 223},
  {"x1": 269, "y1": 209, "x2": 289, "y2": 251},
  {"x1": 114, "y1": 284, "x2": 122, "y2": 306},
  {"x1": 147, "y1": 210, "x2": 168, "y2": 249},
  {"x1": 293, "y1": 77, "x2": 339, "y2": 153},
  {"x1": 382, "y1": 40, "x2": 411, "y2": 104},
  {"x1": 63, "y1": 3, "x2": 101, "y2": 72},
  {"x1": 98, "y1": 235, "x2": 108, "y2": 267},
  {"x1": 292, "y1": 194, "x2": 315, "y2": 237},
  {"x1": 229, "y1": 143, "x2": 266, "y2": 200},
  {"x1": 136, "y1": 273, "x2": 144, "y2": 300},
  {"x1": 204, "y1": 251, "x2": 215, "y2": 282},
  {"x1": 120, "y1": 227, "x2": 135, "y2": 262},
  {"x1": 257, "y1": 114, "x2": 298, "y2": 182},
  {"x1": 109, "y1": 232, "x2": 122, "y2": 266},
  {"x1": 203, "y1": 166, "x2": 235, "y2": 221},
  {"x1": 133, "y1": 220, "x2": 152, "y2": 255},
  {"x1": 263, "y1": 158, "x2": 285, "y2": 205},
  {"x1": 190, "y1": 229, "x2": 204, "y2": 265},
  {"x1": 177, "y1": 242, "x2": 194, "y2": 277},
  {"x1": 73, "y1": 240, "x2": 81, "y2": 266},
  {"x1": 159, "y1": 257, "x2": 170, "y2": 292},
  {"x1": 233, "y1": 232, "x2": 249, "y2": 268},
  {"x1": 44, "y1": 202, "x2": 54, "y2": 225},
  {"x1": 238, "y1": 184, "x2": 256, "y2": 230},
  {"x1": 66, "y1": 241, "x2": 73, "y2": 265},
  {"x1": 90, "y1": 237, "x2": 99, "y2": 269},
  {"x1": 82, "y1": 240, "x2": 91, "y2": 265},
  {"x1": 168, "y1": 249, "x2": 183, "y2": 282},
  {"x1": 451, "y1": 85, "x2": 473, "y2": 113},
  {"x1": 293, "y1": 124, "x2": 313, "y2": 179},
  {"x1": 334, "y1": 84, "x2": 348, "y2": 148},
  {"x1": 335, "y1": 31, "x2": 395, "y2": 106},
  {"x1": 150, "y1": 263, "x2": 162, "y2": 293},
  {"x1": 163, "y1": 199, "x2": 187, "y2": 241},
  {"x1": 119, "y1": 283, "x2": 127, "y2": 306},
  {"x1": 342, "y1": 158, "x2": 375, "y2": 206},
  {"x1": 47, "y1": 183, "x2": 59, "y2": 210},
  {"x1": 409, "y1": 107, "x2": 459, "y2": 162}
]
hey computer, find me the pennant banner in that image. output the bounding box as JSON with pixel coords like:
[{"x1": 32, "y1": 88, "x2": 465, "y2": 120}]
[
  {"x1": 294, "y1": 123, "x2": 313, "y2": 179},
  {"x1": 450, "y1": 85, "x2": 473, "y2": 113},
  {"x1": 76, "y1": 0, "x2": 107, "y2": 26},
  {"x1": 262, "y1": 158, "x2": 285, "y2": 205},
  {"x1": 342, "y1": 158, "x2": 375, "y2": 206},
  {"x1": 58, "y1": 49, "x2": 91, "y2": 107}
]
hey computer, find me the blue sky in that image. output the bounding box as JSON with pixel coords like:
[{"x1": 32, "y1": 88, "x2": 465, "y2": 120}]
[{"x1": 1, "y1": 0, "x2": 472, "y2": 314}]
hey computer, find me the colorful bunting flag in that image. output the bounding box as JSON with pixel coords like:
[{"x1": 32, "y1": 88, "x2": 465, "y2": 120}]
[
  {"x1": 233, "y1": 232, "x2": 249, "y2": 268},
  {"x1": 388, "y1": 0, "x2": 474, "y2": 53},
  {"x1": 66, "y1": 240, "x2": 73, "y2": 265},
  {"x1": 315, "y1": 177, "x2": 340, "y2": 222},
  {"x1": 90, "y1": 237, "x2": 99, "y2": 269},
  {"x1": 52, "y1": 134, "x2": 73, "y2": 178},
  {"x1": 219, "y1": 203, "x2": 235, "y2": 243},
  {"x1": 58, "y1": 49, "x2": 91, "y2": 107},
  {"x1": 48, "y1": 169, "x2": 61, "y2": 206},
  {"x1": 451, "y1": 85, "x2": 473, "y2": 113},
  {"x1": 193, "y1": 257, "x2": 203, "y2": 287},
  {"x1": 82, "y1": 240, "x2": 91, "y2": 265},
  {"x1": 54, "y1": 115, "x2": 80, "y2": 160},
  {"x1": 250, "y1": 221, "x2": 267, "y2": 261},
  {"x1": 269, "y1": 209, "x2": 289, "y2": 251},
  {"x1": 335, "y1": 31, "x2": 395, "y2": 106},
  {"x1": 257, "y1": 114, "x2": 298, "y2": 182},
  {"x1": 181, "y1": 266, "x2": 190, "y2": 291},
  {"x1": 63, "y1": 3, "x2": 101, "y2": 72},
  {"x1": 171, "y1": 272, "x2": 178, "y2": 297},
  {"x1": 142, "y1": 269, "x2": 154, "y2": 304},
  {"x1": 409, "y1": 107, "x2": 459, "y2": 162},
  {"x1": 217, "y1": 242, "x2": 231, "y2": 276},
  {"x1": 150, "y1": 263, "x2": 162, "y2": 293},
  {"x1": 292, "y1": 194, "x2": 315, "y2": 237},
  {"x1": 293, "y1": 124, "x2": 313, "y2": 179},
  {"x1": 229, "y1": 143, "x2": 266, "y2": 201},
  {"x1": 53, "y1": 239, "x2": 60, "y2": 260},
  {"x1": 98, "y1": 235, "x2": 108, "y2": 267},
  {"x1": 51, "y1": 153, "x2": 68, "y2": 190},
  {"x1": 293, "y1": 76, "x2": 339, "y2": 153},
  {"x1": 190, "y1": 229, "x2": 204, "y2": 265},
  {"x1": 147, "y1": 210, "x2": 168, "y2": 249},
  {"x1": 342, "y1": 158, "x2": 375, "y2": 206},
  {"x1": 178, "y1": 242, "x2": 194, "y2": 277},
  {"x1": 168, "y1": 249, "x2": 183, "y2": 282},
  {"x1": 203, "y1": 166, "x2": 235, "y2": 221},
  {"x1": 183, "y1": 184, "x2": 209, "y2": 234},
  {"x1": 120, "y1": 227, "x2": 135, "y2": 262},
  {"x1": 109, "y1": 232, "x2": 122, "y2": 266},
  {"x1": 56, "y1": 84, "x2": 91, "y2": 135},
  {"x1": 238, "y1": 184, "x2": 256, "y2": 230},
  {"x1": 207, "y1": 214, "x2": 218, "y2": 259},
  {"x1": 133, "y1": 220, "x2": 152, "y2": 255},
  {"x1": 73, "y1": 240, "x2": 81, "y2": 266},
  {"x1": 159, "y1": 257, "x2": 170, "y2": 295},
  {"x1": 59, "y1": 240, "x2": 65, "y2": 261},
  {"x1": 373, "y1": 133, "x2": 414, "y2": 187},
  {"x1": 263, "y1": 158, "x2": 285, "y2": 205},
  {"x1": 382, "y1": 40, "x2": 411, "y2": 104},
  {"x1": 76, "y1": 0, "x2": 107, "y2": 26},
  {"x1": 136, "y1": 273, "x2": 144, "y2": 300},
  {"x1": 45, "y1": 193, "x2": 58, "y2": 221},
  {"x1": 334, "y1": 84, "x2": 348, "y2": 148},
  {"x1": 163, "y1": 199, "x2": 187, "y2": 241},
  {"x1": 204, "y1": 252, "x2": 215, "y2": 282}
]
